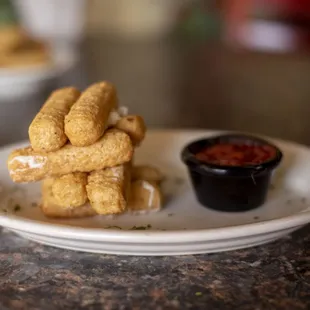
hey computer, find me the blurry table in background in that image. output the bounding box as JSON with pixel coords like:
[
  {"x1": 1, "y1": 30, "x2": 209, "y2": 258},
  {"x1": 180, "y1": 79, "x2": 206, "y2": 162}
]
[
  {"x1": 82, "y1": 36, "x2": 310, "y2": 145},
  {"x1": 2, "y1": 35, "x2": 310, "y2": 146},
  {"x1": 0, "y1": 92, "x2": 44, "y2": 146}
]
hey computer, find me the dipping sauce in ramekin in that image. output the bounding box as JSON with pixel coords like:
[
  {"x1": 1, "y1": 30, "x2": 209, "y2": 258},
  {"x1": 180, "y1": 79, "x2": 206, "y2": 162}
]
[
  {"x1": 181, "y1": 134, "x2": 283, "y2": 212},
  {"x1": 195, "y1": 143, "x2": 277, "y2": 167}
]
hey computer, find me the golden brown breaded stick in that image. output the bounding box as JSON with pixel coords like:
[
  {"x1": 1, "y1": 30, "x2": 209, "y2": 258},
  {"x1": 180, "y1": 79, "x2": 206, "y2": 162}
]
[
  {"x1": 8, "y1": 129, "x2": 133, "y2": 183},
  {"x1": 28, "y1": 87, "x2": 80, "y2": 152},
  {"x1": 114, "y1": 115, "x2": 146, "y2": 146},
  {"x1": 51, "y1": 172, "x2": 88, "y2": 207},
  {"x1": 65, "y1": 82, "x2": 117, "y2": 146},
  {"x1": 86, "y1": 164, "x2": 131, "y2": 215},
  {"x1": 41, "y1": 178, "x2": 96, "y2": 218},
  {"x1": 131, "y1": 165, "x2": 164, "y2": 184},
  {"x1": 128, "y1": 180, "x2": 163, "y2": 213}
]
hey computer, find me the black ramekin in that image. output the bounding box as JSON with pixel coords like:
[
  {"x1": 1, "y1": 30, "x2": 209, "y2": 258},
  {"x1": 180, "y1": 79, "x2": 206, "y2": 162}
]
[{"x1": 181, "y1": 134, "x2": 283, "y2": 212}]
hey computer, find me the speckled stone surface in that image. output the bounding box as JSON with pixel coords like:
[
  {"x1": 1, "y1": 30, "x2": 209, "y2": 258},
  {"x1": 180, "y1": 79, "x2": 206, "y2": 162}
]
[{"x1": 0, "y1": 225, "x2": 309, "y2": 310}]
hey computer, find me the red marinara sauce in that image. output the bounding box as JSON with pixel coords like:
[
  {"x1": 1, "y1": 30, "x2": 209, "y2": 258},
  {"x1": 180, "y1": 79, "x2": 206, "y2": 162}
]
[{"x1": 195, "y1": 143, "x2": 277, "y2": 166}]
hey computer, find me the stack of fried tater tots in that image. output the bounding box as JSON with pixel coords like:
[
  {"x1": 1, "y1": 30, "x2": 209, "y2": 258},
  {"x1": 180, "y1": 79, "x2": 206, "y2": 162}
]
[{"x1": 7, "y1": 82, "x2": 163, "y2": 218}]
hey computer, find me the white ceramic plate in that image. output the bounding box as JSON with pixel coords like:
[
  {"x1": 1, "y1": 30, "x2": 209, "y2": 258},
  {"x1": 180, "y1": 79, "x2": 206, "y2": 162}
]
[
  {"x1": 1, "y1": 130, "x2": 310, "y2": 256},
  {"x1": 0, "y1": 47, "x2": 77, "y2": 99}
]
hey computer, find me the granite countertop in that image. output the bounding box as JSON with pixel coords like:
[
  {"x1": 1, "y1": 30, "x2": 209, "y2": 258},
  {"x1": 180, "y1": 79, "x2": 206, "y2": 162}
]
[
  {"x1": 1, "y1": 37, "x2": 310, "y2": 309},
  {"x1": 0, "y1": 226, "x2": 309, "y2": 310}
]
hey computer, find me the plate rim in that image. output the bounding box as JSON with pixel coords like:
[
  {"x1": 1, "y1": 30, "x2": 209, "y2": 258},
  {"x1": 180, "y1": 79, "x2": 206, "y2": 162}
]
[
  {"x1": 1, "y1": 129, "x2": 310, "y2": 244},
  {"x1": 0, "y1": 210, "x2": 309, "y2": 243},
  {"x1": 10, "y1": 229, "x2": 291, "y2": 256}
]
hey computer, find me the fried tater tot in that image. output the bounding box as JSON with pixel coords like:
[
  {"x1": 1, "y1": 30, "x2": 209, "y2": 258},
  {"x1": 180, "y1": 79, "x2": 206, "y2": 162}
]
[
  {"x1": 28, "y1": 87, "x2": 80, "y2": 152},
  {"x1": 41, "y1": 179, "x2": 96, "y2": 218},
  {"x1": 131, "y1": 165, "x2": 164, "y2": 184},
  {"x1": 86, "y1": 164, "x2": 131, "y2": 215},
  {"x1": 51, "y1": 172, "x2": 88, "y2": 207},
  {"x1": 8, "y1": 129, "x2": 133, "y2": 183},
  {"x1": 128, "y1": 180, "x2": 163, "y2": 213},
  {"x1": 65, "y1": 81, "x2": 117, "y2": 146},
  {"x1": 114, "y1": 115, "x2": 146, "y2": 146}
]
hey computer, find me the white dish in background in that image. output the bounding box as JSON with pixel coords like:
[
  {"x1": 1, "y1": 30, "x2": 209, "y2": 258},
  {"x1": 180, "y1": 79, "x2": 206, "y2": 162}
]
[
  {"x1": 239, "y1": 20, "x2": 297, "y2": 53},
  {"x1": 14, "y1": 0, "x2": 86, "y2": 44},
  {"x1": 0, "y1": 47, "x2": 77, "y2": 100},
  {"x1": 0, "y1": 130, "x2": 310, "y2": 256}
]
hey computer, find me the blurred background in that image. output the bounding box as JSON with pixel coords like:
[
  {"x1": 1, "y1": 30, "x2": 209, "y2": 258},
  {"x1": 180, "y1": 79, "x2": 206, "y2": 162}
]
[{"x1": 0, "y1": 0, "x2": 310, "y2": 145}]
